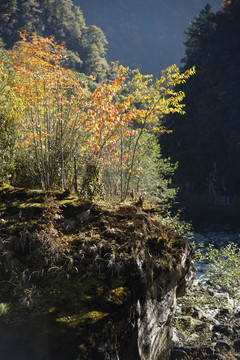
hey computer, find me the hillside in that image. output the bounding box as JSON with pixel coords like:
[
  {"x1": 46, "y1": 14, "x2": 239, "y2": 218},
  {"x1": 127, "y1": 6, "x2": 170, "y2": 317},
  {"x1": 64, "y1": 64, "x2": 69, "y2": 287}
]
[
  {"x1": 0, "y1": 0, "x2": 108, "y2": 80},
  {"x1": 75, "y1": 0, "x2": 220, "y2": 76}
]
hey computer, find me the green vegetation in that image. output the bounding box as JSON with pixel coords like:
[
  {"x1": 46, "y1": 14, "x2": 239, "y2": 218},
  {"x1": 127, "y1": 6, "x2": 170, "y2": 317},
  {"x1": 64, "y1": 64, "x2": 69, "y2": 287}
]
[
  {"x1": 0, "y1": 302, "x2": 9, "y2": 315},
  {"x1": 195, "y1": 242, "x2": 240, "y2": 298},
  {"x1": 0, "y1": 28, "x2": 194, "y2": 203},
  {"x1": 0, "y1": 0, "x2": 108, "y2": 80},
  {"x1": 174, "y1": 240, "x2": 240, "y2": 352},
  {"x1": 0, "y1": 39, "x2": 17, "y2": 184},
  {"x1": 180, "y1": 242, "x2": 240, "y2": 310}
]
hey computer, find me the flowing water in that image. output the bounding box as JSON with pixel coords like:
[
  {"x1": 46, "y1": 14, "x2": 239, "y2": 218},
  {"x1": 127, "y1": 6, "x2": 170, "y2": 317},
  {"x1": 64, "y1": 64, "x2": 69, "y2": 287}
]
[{"x1": 193, "y1": 229, "x2": 240, "y2": 277}]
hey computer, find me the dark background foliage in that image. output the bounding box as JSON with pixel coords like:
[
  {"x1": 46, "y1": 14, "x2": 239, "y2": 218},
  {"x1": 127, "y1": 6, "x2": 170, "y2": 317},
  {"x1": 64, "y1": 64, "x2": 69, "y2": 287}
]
[{"x1": 161, "y1": 2, "x2": 240, "y2": 208}]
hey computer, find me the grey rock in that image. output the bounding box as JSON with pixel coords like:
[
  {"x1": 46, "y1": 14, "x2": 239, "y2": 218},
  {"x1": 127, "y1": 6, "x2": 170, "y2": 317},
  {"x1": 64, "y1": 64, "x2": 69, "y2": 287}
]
[
  {"x1": 187, "y1": 333, "x2": 199, "y2": 342},
  {"x1": 201, "y1": 346, "x2": 214, "y2": 356},
  {"x1": 210, "y1": 291, "x2": 230, "y2": 300},
  {"x1": 172, "y1": 327, "x2": 186, "y2": 343},
  {"x1": 64, "y1": 217, "x2": 78, "y2": 231},
  {"x1": 77, "y1": 209, "x2": 91, "y2": 222}
]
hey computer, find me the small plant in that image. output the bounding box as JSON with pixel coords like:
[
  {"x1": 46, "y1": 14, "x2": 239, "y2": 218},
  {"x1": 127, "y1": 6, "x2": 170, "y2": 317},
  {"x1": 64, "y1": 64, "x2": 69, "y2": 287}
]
[
  {"x1": 195, "y1": 242, "x2": 240, "y2": 297},
  {"x1": 34, "y1": 197, "x2": 70, "y2": 262},
  {"x1": 0, "y1": 302, "x2": 9, "y2": 315},
  {"x1": 157, "y1": 209, "x2": 194, "y2": 240},
  {"x1": 178, "y1": 241, "x2": 240, "y2": 314},
  {"x1": 80, "y1": 159, "x2": 104, "y2": 201},
  {"x1": 173, "y1": 241, "x2": 240, "y2": 356}
]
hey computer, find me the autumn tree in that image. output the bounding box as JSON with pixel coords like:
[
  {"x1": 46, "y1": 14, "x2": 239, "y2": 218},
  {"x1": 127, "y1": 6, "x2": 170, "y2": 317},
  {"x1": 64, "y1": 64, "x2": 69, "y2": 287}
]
[
  {"x1": 80, "y1": 62, "x2": 195, "y2": 201},
  {"x1": 9, "y1": 33, "x2": 135, "y2": 192},
  {"x1": 0, "y1": 38, "x2": 19, "y2": 184},
  {"x1": 10, "y1": 31, "x2": 89, "y2": 190},
  {"x1": 8, "y1": 32, "x2": 194, "y2": 202},
  {"x1": 101, "y1": 62, "x2": 195, "y2": 200}
]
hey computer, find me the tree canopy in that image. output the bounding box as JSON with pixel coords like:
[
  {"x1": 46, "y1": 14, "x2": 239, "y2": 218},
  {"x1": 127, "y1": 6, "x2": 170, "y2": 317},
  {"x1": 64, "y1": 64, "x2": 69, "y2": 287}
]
[
  {"x1": 0, "y1": 31, "x2": 194, "y2": 204},
  {"x1": 0, "y1": 0, "x2": 108, "y2": 80}
]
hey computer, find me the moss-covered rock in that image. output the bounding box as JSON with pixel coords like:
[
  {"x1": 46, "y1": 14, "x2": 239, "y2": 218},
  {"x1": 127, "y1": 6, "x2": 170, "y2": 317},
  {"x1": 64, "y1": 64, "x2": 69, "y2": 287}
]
[{"x1": 0, "y1": 185, "x2": 194, "y2": 360}]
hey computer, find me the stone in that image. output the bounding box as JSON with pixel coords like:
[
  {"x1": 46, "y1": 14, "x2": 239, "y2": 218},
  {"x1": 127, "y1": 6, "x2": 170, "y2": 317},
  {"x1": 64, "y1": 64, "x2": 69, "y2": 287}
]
[
  {"x1": 201, "y1": 309, "x2": 220, "y2": 324},
  {"x1": 211, "y1": 354, "x2": 227, "y2": 359},
  {"x1": 233, "y1": 340, "x2": 240, "y2": 352},
  {"x1": 170, "y1": 348, "x2": 189, "y2": 360},
  {"x1": 195, "y1": 321, "x2": 208, "y2": 332},
  {"x1": 212, "y1": 291, "x2": 230, "y2": 300},
  {"x1": 235, "y1": 311, "x2": 240, "y2": 318},
  {"x1": 173, "y1": 346, "x2": 204, "y2": 358},
  {"x1": 212, "y1": 325, "x2": 233, "y2": 337},
  {"x1": 214, "y1": 340, "x2": 231, "y2": 353},
  {"x1": 201, "y1": 346, "x2": 214, "y2": 356},
  {"x1": 187, "y1": 333, "x2": 199, "y2": 342},
  {"x1": 172, "y1": 327, "x2": 186, "y2": 344},
  {"x1": 218, "y1": 308, "x2": 230, "y2": 317},
  {"x1": 182, "y1": 306, "x2": 203, "y2": 319}
]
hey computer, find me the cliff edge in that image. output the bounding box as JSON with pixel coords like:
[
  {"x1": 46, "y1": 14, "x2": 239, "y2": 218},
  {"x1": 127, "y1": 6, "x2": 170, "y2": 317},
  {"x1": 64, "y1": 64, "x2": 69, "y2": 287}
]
[{"x1": 0, "y1": 185, "x2": 194, "y2": 360}]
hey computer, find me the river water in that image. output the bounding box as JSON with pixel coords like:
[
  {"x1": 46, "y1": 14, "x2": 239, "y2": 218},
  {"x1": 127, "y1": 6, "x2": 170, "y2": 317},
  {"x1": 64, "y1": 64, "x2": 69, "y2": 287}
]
[{"x1": 192, "y1": 229, "x2": 240, "y2": 277}]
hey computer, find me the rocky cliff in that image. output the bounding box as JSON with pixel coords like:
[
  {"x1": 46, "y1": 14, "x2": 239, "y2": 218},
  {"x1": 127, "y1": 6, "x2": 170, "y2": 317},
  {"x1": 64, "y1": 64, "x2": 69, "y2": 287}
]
[{"x1": 0, "y1": 185, "x2": 194, "y2": 360}]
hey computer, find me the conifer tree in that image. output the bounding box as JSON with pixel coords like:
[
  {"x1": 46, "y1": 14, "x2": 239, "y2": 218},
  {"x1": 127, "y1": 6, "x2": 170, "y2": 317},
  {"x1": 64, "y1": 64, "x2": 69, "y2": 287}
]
[
  {"x1": 0, "y1": 0, "x2": 108, "y2": 78},
  {"x1": 162, "y1": 3, "x2": 240, "y2": 203}
]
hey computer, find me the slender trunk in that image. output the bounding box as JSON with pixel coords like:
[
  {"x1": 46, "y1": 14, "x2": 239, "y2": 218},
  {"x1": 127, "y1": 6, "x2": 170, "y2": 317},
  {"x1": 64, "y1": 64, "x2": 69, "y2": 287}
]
[
  {"x1": 60, "y1": 122, "x2": 65, "y2": 189},
  {"x1": 30, "y1": 106, "x2": 46, "y2": 189},
  {"x1": 120, "y1": 118, "x2": 123, "y2": 201},
  {"x1": 124, "y1": 125, "x2": 145, "y2": 200},
  {"x1": 74, "y1": 155, "x2": 78, "y2": 192},
  {"x1": 60, "y1": 85, "x2": 65, "y2": 189}
]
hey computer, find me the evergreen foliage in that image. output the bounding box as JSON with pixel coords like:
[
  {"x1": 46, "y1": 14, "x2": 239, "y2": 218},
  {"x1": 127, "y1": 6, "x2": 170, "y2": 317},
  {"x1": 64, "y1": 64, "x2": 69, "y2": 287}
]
[
  {"x1": 0, "y1": 0, "x2": 108, "y2": 79},
  {"x1": 161, "y1": 4, "x2": 240, "y2": 202}
]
